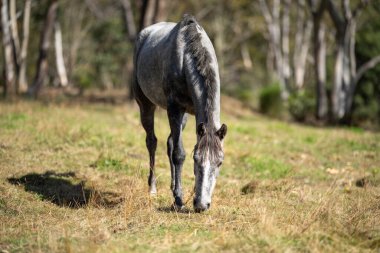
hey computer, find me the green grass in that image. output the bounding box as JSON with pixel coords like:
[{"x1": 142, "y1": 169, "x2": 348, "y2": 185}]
[{"x1": 0, "y1": 99, "x2": 379, "y2": 252}]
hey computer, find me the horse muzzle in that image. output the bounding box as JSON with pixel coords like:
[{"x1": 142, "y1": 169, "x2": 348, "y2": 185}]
[{"x1": 193, "y1": 198, "x2": 211, "y2": 212}]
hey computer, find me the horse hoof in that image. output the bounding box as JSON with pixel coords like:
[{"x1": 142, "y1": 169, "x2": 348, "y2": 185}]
[
  {"x1": 172, "y1": 197, "x2": 184, "y2": 211},
  {"x1": 172, "y1": 203, "x2": 184, "y2": 211},
  {"x1": 149, "y1": 187, "x2": 157, "y2": 196}
]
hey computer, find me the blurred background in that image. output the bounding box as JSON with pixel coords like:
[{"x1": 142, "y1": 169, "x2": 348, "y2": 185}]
[{"x1": 1, "y1": 0, "x2": 380, "y2": 128}]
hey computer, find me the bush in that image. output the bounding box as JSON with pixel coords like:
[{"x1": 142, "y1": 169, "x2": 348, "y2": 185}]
[
  {"x1": 259, "y1": 83, "x2": 283, "y2": 117},
  {"x1": 73, "y1": 66, "x2": 95, "y2": 93},
  {"x1": 288, "y1": 91, "x2": 315, "y2": 122},
  {"x1": 352, "y1": 82, "x2": 379, "y2": 126}
]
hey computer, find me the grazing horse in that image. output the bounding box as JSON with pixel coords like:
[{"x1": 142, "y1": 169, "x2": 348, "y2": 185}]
[{"x1": 133, "y1": 14, "x2": 227, "y2": 212}]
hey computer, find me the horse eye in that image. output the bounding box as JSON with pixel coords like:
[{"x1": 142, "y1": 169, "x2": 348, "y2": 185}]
[{"x1": 217, "y1": 161, "x2": 223, "y2": 167}]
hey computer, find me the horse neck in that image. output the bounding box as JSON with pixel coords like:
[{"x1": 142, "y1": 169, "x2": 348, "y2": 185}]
[
  {"x1": 194, "y1": 84, "x2": 221, "y2": 131},
  {"x1": 181, "y1": 22, "x2": 221, "y2": 131}
]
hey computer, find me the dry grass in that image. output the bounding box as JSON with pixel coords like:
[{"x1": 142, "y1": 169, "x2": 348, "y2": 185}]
[{"x1": 0, "y1": 97, "x2": 379, "y2": 252}]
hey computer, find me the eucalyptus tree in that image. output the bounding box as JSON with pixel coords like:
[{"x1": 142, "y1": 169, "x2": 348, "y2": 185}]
[
  {"x1": 308, "y1": 0, "x2": 328, "y2": 120},
  {"x1": 1, "y1": 0, "x2": 16, "y2": 97},
  {"x1": 28, "y1": 0, "x2": 58, "y2": 97},
  {"x1": 326, "y1": 0, "x2": 380, "y2": 122}
]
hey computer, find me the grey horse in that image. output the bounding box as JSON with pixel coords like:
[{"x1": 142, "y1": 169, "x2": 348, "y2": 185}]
[{"x1": 133, "y1": 14, "x2": 227, "y2": 212}]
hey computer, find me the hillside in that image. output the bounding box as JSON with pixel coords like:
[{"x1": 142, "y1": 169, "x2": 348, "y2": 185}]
[{"x1": 0, "y1": 97, "x2": 379, "y2": 252}]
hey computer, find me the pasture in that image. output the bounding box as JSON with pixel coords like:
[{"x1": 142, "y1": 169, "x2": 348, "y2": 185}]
[{"x1": 0, "y1": 97, "x2": 379, "y2": 252}]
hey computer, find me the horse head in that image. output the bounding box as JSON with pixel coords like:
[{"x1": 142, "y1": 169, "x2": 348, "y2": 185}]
[{"x1": 193, "y1": 123, "x2": 227, "y2": 212}]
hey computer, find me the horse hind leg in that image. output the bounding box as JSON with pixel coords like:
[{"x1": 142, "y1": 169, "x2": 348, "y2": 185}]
[
  {"x1": 134, "y1": 85, "x2": 158, "y2": 195},
  {"x1": 142, "y1": 106, "x2": 157, "y2": 195}
]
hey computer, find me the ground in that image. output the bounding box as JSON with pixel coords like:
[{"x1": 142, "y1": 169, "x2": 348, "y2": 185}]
[{"x1": 0, "y1": 96, "x2": 379, "y2": 252}]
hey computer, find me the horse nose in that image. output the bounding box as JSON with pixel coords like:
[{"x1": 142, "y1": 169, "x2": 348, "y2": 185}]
[{"x1": 193, "y1": 199, "x2": 211, "y2": 212}]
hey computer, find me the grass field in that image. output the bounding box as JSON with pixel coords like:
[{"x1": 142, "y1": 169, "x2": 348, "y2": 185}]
[{"x1": 1, "y1": 97, "x2": 379, "y2": 252}]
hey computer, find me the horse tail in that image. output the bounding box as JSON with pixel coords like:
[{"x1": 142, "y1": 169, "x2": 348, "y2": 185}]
[
  {"x1": 182, "y1": 14, "x2": 197, "y2": 26},
  {"x1": 132, "y1": 29, "x2": 150, "y2": 98},
  {"x1": 183, "y1": 15, "x2": 217, "y2": 127}
]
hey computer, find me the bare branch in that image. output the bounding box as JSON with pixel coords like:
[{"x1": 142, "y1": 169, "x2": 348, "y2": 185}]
[
  {"x1": 354, "y1": 55, "x2": 380, "y2": 85},
  {"x1": 346, "y1": 53, "x2": 380, "y2": 115}
]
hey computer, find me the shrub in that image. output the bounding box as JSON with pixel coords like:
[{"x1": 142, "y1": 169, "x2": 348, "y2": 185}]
[
  {"x1": 352, "y1": 81, "x2": 380, "y2": 126},
  {"x1": 259, "y1": 83, "x2": 283, "y2": 117},
  {"x1": 288, "y1": 91, "x2": 315, "y2": 122}
]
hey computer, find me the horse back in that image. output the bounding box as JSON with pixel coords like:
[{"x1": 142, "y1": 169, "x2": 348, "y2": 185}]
[{"x1": 134, "y1": 22, "x2": 180, "y2": 109}]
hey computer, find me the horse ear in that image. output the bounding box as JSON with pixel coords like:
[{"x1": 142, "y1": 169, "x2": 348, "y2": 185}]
[
  {"x1": 197, "y1": 123, "x2": 206, "y2": 137},
  {"x1": 216, "y1": 124, "x2": 227, "y2": 140}
]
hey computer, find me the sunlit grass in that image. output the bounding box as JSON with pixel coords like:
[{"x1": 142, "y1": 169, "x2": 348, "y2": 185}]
[{"x1": 0, "y1": 99, "x2": 379, "y2": 252}]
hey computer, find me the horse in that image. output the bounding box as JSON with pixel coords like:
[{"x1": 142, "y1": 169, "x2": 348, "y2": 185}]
[{"x1": 133, "y1": 14, "x2": 227, "y2": 212}]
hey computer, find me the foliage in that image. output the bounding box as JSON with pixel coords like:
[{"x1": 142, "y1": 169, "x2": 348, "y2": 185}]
[
  {"x1": 259, "y1": 83, "x2": 283, "y2": 118},
  {"x1": 2, "y1": 0, "x2": 380, "y2": 127},
  {"x1": 354, "y1": 5, "x2": 380, "y2": 126},
  {"x1": 288, "y1": 91, "x2": 316, "y2": 122},
  {"x1": 352, "y1": 82, "x2": 379, "y2": 125}
]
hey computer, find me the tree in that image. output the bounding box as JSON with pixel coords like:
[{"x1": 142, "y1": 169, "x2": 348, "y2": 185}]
[
  {"x1": 28, "y1": 0, "x2": 58, "y2": 97},
  {"x1": 326, "y1": 0, "x2": 380, "y2": 122},
  {"x1": 121, "y1": 0, "x2": 167, "y2": 99},
  {"x1": 308, "y1": 0, "x2": 328, "y2": 119},
  {"x1": 259, "y1": 0, "x2": 313, "y2": 99},
  {"x1": 294, "y1": 0, "x2": 313, "y2": 90},
  {"x1": 54, "y1": 20, "x2": 68, "y2": 87},
  {"x1": 1, "y1": 0, "x2": 16, "y2": 98},
  {"x1": 18, "y1": 0, "x2": 32, "y2": 93},
  {"x1": 121, "y1": 0, "x2": 136, "y2": 43},
  {"x1": 259, "y1": 0, "x2": 288, "y2": 99},
  {"x1": 10, "y1": 0, "x2": 20, "y2": 68}
]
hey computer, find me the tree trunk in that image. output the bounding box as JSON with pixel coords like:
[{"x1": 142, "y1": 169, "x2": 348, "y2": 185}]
[
  {"x1": 294, "y1": 0, "x2": 312, "y2": 90},
  {"x1": 121, "y1": 0, "x2": 136, "y2": 42},
  {"x1": 241, "y1": 44, "x2": 252, "y2": 70},
  {"x1": 325, "y1": 0, "x2": 377, "y2": 123},
  {"x1": 282, "y1": 0, "x2": 291, "y2": 89},
  {"x1": 66, "y1": 2, "x2": 88, "y2": 84},
  {"x1": 331, "y1": 38, "x2": 346, "y2": 121},
  {"x1": 308, "y1": 0, "x2": 328, "y2": 119},
  {"x1": 153, "y1": 0, "x2": 167, "y2": 23},
  {"x1": 18, "y1": 0, "x2": 31, "y2": 93},
  {"x1": 121, "y1": 0, "x2": 137, "y2": 100},
  {"x1": 10, "y1": 0, "x2": 20, "y2": 66},
  {"x1": 28, "y1": 0, "x2": 58, "y2": 97},
  {"x1": 1, "y1": 0, "x2": 16, "y2": 98},
  {"x1": 54, "y1": 21, "x2": 68, "y2": 87},
  {"x1": 139, "y1": 0, "x2": 156, "y2": 30},
  {"x1": 314, "y1": 22, "x2": 328, "y2": 119},
  {"x1": 139, "y1": 0, "x2": 167, "y2": 30},
  {"x1": 259, "y1": 0, "x2": 288, "y2": 99}
]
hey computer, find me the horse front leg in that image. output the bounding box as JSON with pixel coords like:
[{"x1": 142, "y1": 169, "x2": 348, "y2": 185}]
[
  {"x1": 167, "y1": 114, "x2": 188, "y2": 196},
  {"x1": 167, "y1": 104, "x2": 186, "y2": 209}
]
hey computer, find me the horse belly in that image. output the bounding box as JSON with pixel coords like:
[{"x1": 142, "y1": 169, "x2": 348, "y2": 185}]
[{"x1": 136, "y1": 59, "x2": 168, "y2": 109}]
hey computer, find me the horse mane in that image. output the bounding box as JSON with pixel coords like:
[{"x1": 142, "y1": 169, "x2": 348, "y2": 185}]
[
  {"x1": 182, "y1": 15, "x2": 222, "y2": 162},
  {"x1": 183, "y1": 15, "x2": 217, "y2": 129}
]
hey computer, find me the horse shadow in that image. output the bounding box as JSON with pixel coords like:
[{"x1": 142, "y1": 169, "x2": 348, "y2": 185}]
[
  {"x1": 8, "y1": 171, "x2": 123, "y2": 209},
  {"x1": 156, "y1": 205, "x2": 193, "y2": 214}
]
